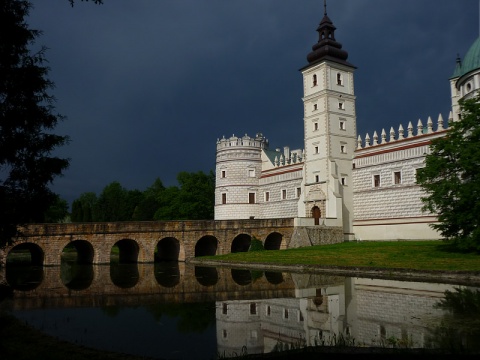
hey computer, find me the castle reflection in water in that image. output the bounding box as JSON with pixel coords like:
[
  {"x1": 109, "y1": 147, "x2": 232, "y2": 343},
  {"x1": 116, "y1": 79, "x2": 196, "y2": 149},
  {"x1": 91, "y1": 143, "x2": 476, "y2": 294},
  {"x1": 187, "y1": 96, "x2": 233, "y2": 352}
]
[{"x1": 1, "y1": 263, "x2": 478, "y2": 356}]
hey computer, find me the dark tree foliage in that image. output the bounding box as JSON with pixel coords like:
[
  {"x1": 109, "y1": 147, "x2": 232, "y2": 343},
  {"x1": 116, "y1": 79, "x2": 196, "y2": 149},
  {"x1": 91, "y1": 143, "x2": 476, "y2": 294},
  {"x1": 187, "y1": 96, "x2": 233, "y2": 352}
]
[
  {"x1": 94, "y1": 181, "x2": 141, "y2": 222},
  {"x1": 132, "y1": 177, "x2": 164, "y2": 221},
  {"x1": 417, "y1": 94, "x2": 480, "y2": 252},
  {"x1": 0, "y1": 0, "x2": 69, "y2": 247},
  {"x1": 44, "y1": 194, "x2": 69, "y2": 223},
  {"x1": 71, "y1": 171, "x2": 215, "y2": 223},
  {"x1": 70, "y1": 191, "x2": 97, "y2": 222}
]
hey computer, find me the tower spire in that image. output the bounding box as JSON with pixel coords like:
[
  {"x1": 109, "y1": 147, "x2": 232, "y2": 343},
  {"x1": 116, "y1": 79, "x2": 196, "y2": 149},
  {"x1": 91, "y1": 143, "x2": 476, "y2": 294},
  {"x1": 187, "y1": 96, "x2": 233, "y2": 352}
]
[{"x1": 304, "y1": 3, "x2": 355, "y2": 68}]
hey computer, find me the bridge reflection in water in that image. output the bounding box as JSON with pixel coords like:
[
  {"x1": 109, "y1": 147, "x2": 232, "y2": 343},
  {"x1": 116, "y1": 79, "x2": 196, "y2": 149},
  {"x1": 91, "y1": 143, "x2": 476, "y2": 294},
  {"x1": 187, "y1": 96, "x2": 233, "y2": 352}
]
[
  {"x1": 2, "y1": 263, "x2": 479, "y2": 358},
  {"x1": 6, "y1": 263, "x2": 344, "y2": 309}
]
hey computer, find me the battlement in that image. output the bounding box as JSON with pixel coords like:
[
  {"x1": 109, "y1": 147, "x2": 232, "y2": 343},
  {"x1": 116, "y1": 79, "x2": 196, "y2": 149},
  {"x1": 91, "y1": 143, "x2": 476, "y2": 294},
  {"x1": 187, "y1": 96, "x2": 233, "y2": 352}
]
[
  {"x1": 216, "y1": 133, "x2": 269, "y2": 151},
  {"x1": 356, "y1": 112, "x2": 452, "y2": 150}
]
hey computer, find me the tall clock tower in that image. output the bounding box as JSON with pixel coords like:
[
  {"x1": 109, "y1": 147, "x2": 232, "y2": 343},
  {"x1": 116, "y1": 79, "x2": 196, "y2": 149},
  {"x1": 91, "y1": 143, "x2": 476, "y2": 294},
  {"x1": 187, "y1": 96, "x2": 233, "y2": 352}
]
[{"x1": 299, "y1": 3, "x2": 357, "y2": 240}]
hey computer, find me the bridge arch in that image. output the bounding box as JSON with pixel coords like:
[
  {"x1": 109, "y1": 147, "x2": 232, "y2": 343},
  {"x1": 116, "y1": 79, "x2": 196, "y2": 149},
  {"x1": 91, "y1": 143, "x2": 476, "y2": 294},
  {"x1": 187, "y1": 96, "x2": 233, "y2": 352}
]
[
  {"x1": 231, "y1": 233, "x2": 251, "y2": 253},
  {"x1": 113, "y1": 239, "x2": 139, "y2": 263},
  {"x1": 195, "y1": 235, "x2": 218, "y2": 257},
  {"x1": 156, "y1": 237, "x2": 181, "y2": 262},
  {"x1": 62, "y1": 240, "x2": 94, "y2": 264},
  {"x1": 264, "y1": 232, "x2": 285, "y2": 250},
  {"x1": 7, "y1": 242, "x2": 44, "y2": 266}
]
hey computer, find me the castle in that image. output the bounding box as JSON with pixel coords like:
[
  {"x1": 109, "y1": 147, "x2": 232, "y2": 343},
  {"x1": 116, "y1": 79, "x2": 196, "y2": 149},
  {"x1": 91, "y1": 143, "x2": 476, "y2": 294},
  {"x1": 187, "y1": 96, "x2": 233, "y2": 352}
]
[{"x1": 214, "y1": 4, "x2": 479, "y2": 241}]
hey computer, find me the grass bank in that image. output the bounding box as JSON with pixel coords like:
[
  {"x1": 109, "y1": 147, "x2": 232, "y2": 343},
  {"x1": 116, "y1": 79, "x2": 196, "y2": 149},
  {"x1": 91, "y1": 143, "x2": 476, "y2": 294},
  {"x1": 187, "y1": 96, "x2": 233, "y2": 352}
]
[{"x1": 197, "y1": 241, "x2": 480, "y2": 272}]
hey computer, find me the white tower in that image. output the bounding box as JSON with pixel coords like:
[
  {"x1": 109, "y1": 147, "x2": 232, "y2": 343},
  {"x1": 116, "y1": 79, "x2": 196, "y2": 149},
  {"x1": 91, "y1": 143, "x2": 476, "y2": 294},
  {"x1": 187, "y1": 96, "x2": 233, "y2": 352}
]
[
  {"x1": 299, "y1": 3, "x2": 356, "y2": 239},
  {"x1": 214, "y1": 133, "x2": 268, "y2": 220}
]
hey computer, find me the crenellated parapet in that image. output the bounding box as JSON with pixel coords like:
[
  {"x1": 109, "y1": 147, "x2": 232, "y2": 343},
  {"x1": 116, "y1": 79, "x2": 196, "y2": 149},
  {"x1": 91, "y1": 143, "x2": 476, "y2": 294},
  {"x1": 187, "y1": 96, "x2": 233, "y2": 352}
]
[
  {"x1": 216, "y1": 133, "x2": 269, "y2": 150},
  {"x1": 356, "y1": 112, "x2": 452, "y2": 149}
]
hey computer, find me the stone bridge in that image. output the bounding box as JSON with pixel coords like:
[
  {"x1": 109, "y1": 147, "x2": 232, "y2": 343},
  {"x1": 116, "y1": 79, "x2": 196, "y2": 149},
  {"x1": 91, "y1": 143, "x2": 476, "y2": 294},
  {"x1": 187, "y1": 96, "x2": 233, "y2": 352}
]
[{"x1": 1, "y1": 219, "x2": 343, "y2": 267}]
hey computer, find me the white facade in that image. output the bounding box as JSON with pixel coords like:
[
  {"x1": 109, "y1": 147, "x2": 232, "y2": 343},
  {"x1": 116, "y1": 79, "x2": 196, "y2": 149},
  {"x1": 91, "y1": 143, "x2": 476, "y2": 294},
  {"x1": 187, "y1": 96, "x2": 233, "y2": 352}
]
[{"x1": 214, "y1": 8, "x2": 478, "y2": 242}]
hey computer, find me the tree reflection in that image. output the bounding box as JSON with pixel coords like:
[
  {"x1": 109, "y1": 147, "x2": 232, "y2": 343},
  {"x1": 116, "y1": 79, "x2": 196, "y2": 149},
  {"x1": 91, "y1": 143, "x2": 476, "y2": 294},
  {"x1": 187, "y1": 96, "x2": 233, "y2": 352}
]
[
  {"x1": 428, "y1": 288, "x2": 480, "y2": 353},
  {"x1": 145, "y1": 302, "x2": 215, "y2": 333}
]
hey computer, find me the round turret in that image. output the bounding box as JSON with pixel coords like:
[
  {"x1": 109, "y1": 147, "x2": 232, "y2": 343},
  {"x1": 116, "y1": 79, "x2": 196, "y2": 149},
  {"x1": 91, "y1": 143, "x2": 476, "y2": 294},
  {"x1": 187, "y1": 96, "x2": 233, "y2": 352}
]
[{"x1": 215, "y1": 133, "x2": 268, "y2": 220}]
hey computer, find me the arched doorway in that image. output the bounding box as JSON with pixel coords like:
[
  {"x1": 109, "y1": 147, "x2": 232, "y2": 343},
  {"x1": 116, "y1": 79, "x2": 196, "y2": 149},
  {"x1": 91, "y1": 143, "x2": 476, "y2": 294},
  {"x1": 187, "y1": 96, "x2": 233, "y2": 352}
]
[{"x1": 312, "y1": 206, "x2": 321, "y2": 225}]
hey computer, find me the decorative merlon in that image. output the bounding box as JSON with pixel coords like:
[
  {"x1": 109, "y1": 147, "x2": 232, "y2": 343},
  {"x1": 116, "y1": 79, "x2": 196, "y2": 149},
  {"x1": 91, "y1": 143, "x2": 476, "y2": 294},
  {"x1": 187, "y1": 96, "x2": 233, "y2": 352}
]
[{"x1": 356, "y1": 113, "x2": 449, "y2": 149}]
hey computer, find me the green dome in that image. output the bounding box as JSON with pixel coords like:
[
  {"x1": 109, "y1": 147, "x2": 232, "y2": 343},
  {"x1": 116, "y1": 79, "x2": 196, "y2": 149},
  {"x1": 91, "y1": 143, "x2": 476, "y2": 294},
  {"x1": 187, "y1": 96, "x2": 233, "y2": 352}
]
[{"x1": 452, "y1": 37, "x2": 480, "y2": 78}]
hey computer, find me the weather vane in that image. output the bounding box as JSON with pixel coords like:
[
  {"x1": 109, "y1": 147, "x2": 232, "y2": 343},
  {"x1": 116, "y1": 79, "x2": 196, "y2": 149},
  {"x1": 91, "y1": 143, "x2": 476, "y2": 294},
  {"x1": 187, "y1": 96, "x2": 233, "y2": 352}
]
[{"x1": 324, "y1": 0, "x2": 327, "y2": 16}]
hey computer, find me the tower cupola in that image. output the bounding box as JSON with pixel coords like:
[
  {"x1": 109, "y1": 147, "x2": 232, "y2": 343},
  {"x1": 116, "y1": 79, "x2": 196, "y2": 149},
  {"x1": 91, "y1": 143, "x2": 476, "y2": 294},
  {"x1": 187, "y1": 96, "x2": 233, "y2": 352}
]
[{"x1": 306, "y1": 1, "x2": 355, "y2": 68}]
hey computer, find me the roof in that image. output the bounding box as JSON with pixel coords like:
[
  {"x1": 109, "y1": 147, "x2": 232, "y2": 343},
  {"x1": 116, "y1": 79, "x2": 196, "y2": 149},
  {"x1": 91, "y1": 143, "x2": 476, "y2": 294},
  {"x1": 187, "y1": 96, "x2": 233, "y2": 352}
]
[{"x1": 452, "y1": 36, "x2": 480, "y2": 79}]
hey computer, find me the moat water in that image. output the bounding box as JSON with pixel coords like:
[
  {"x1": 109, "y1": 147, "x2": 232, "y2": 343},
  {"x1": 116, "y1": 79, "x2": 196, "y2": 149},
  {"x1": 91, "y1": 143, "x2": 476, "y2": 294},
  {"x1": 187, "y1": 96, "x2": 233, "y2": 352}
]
[{"x1": 1, "y1": 262, "x2": 479, "y2": 359}]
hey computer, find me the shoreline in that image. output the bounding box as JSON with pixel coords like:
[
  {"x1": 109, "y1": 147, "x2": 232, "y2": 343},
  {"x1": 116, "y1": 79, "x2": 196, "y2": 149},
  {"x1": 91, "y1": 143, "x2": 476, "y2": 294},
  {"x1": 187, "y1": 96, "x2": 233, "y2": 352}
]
[{"x1": 189, "y1": 258, "x2": 480, "y2": 286}]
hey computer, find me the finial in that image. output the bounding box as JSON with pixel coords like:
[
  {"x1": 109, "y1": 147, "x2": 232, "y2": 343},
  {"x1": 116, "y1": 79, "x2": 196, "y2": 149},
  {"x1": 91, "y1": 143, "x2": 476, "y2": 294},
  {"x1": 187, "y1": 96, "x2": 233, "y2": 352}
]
[{"x1": 324, "y1": 0, "x2": 327, "y2": 16}]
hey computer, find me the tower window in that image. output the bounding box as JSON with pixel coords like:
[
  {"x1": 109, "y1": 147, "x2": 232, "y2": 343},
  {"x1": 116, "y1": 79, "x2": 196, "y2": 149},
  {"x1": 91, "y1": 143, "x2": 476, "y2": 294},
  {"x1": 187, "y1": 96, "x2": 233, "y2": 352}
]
[
  {"x1": 221, "y1": 170, "x2": 226, "y2": 178},
  {"x1": 281, "y1": 189, "x2": 287, "y2": 200},
  {"x1": 314, "y1": 122, "x2": 318, "y2": 131},
  {"x1": 339, "y1": 121, "x2": 346, "y2": 130},
  {"x1": 313, "y1": 103, "x2": 318, "y2": 111},
  {"x1": 314, "y1": 146, "x2": 319, "y2": 154},
  {"x1": 337, "y1": 73, "x2": 343, "y2": 86},
  {"x1": 373, "y1": 175, "x2": 380, "y2": 187},
  {"x1": 222, "y1": 193, "x2": 227, "y2": 204},
  {"x1": 341, "y1": 177, "x2": 347, "y2": 185},
  {"x1": 315, "y1": 175, "x2": 320, "y2": 182},
  {"x1": 394, "y1": 171, "x2": 402, "y2": 184},
  {"x1": 338, "y1": 101, "x2": 344, "y2": 110},
  {"x1": 313, "y1": 74, "x2": 317, "y2": 86},
  {"x1": 248, "y1": 169, "x2": 255, "y2": 178},
  {"x1": 340, "y1": 145, "x2": 346, "y2": 154},
  {"x1": 249, "y1": 192, "x2": 255, "y2": 204},
  {"x1": 222, "y1": 303, "x2": 228, "y2": 314},
  {"x1": 296, "y1": 187, "x2": 301, "y2": 198}
]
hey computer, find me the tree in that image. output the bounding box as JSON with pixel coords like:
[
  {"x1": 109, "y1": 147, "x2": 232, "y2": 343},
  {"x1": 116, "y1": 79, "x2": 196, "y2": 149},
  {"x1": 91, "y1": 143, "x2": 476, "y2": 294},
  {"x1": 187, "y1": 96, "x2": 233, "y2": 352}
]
[
  {"x1": 417, "y1": 93, "x2": 480, "y2": 251},
  {"x1": 44, "y1": 194, "x2": 69, "y2": 223},
  {"x1": 71, "y1": 191, "x2": 97, "y2": 222},
  {"x1": 0, "y1": 0, "x2": 70, "y2": 247},
  {"x1": 175, "y1": 171, "x2": 215, "y2": 220},
  {"x1": 132, "y1": 177, "x2": 164, "y2": 221}
]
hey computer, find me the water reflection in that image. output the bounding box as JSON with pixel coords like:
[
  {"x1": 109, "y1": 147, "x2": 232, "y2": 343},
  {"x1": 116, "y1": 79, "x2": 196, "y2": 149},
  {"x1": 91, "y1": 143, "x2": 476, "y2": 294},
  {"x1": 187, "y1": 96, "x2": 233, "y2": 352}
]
[
  {"x1": 2, "y1": 263, "x2": 479, "y2": 359},
  {"x1": 231, "y1": 268, "x2": 252, "y2": 285},
  {"x1": 5, "y1": 265, "x2": 43, "y2": 291},
  {"x1": 195, "y1": 266, "x2": 219, "y2": 287},
  {"x1": 154, "y1": 261, "x2": 180, "y2": 288},
  {"x1": 110, "y1": 263, "x2": 139, "y2": 289},
  {"x1": 61, "y1": 262, "x2": 94, "y2": 290}
]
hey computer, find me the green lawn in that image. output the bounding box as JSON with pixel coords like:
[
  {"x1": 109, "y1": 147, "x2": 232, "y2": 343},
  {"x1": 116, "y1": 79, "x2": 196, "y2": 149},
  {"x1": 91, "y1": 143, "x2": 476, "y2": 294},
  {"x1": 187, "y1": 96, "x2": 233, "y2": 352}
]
[{"x1": 201, "y1": 241, "x2": 480, "y2": 272}]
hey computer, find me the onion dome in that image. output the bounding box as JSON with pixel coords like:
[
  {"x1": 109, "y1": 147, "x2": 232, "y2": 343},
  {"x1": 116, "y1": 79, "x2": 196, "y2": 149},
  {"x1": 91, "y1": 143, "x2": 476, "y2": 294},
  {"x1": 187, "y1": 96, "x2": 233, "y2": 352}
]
[{"x1": 304, "y1": 3, "x2": 355, "y2": 69}]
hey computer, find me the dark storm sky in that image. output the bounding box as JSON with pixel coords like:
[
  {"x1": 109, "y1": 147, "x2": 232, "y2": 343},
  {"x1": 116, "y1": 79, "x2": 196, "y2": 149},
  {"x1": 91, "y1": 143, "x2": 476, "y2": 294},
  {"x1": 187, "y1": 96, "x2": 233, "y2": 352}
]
[{"x1": 26, "y1": 0, "x2": 478, "y2": 205}]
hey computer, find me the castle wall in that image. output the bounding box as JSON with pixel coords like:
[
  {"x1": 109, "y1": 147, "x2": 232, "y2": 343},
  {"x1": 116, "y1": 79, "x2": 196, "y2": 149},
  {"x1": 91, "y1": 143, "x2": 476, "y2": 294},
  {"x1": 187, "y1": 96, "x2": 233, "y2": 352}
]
[
  {"x1": 258, "y1": 169, "x2": 303, "y2": 219},
  {"x1": 352, "y1": 121, "x2": 447, "y2": 240}
]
